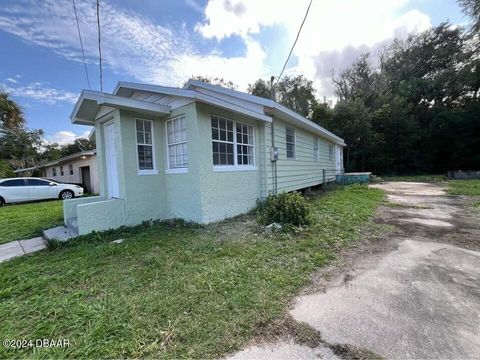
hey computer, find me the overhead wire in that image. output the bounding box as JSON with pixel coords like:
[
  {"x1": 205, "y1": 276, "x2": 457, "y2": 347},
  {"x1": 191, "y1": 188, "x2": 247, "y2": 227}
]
[
  {"x1": 276, "y1": 0, "x2": 313, "y2": 83},
  {"x1": 72, "y1": 0, "x2": 91, "y2": 89}
]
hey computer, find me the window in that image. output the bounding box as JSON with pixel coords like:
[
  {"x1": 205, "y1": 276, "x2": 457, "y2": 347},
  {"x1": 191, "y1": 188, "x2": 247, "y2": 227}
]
[
  {"x1": 60, "y1": 166, "x2": 64, "y2": 176},
  {"x1": 313, "y1": 137, "x2": 319, "y2": 161},
  {"x1": 136, "y1": 119, "x2": 155, "y2": 173},
  {"x1": 166, "y1": 116, "x2": 188, "y2": 170},
  {"x1": 329, "y1": 144, "x2": 334, "y2": 161},
  {"x1": 212, "y1": 116, "x2": 234, "y2": 166},
  {"x1": 69, "y1": 164, "x2": 74, "y2": 175},
  {"x1": 236, "y1": 123, "x2": 254, "y2": 165},
  {"x1": 211, "y1": 115, "x2": 254, "y2": 167},
  {"x1": 0, "y1": 179, "x2": 26, "y2": 187},
  {"x1": 286, "y1": 127, "x2": 295, "y2": 159},
  {"x1": 52, "y1": 167, "x2": 57, "y2": 177},
  {"x1": 27, "y1": 179, "x2": 50, "y2": 186}
]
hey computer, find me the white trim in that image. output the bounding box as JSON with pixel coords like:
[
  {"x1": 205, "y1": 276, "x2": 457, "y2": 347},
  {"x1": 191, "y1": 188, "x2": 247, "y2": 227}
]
[
  {"x1": 110, "y1": 80, "x2": 345, "y2": 145},
  {"x1": 285, "y1": 126, "x2": 296, "y2": 160},
  {"x1": 138, "y1": 169, "x2": 159, "y2": 176},
  {"x1": 71, "y1": 90, "x2": 171, "y2": 125},
  {"x1": 165, "y1": 115, "x2": 188, "y2": 171},
  {"x1": 213, "y1": 166, "x2": 257, "y2": 172},
  {"x1": 165, "y1": 168, "x2": 188, "y2": 174},
  {"x1": 211, "y1": 114, "x2": 256, "y2": 169},
  {"x1": 135, "y1": 118, "x2": 157, "y2": 176}
]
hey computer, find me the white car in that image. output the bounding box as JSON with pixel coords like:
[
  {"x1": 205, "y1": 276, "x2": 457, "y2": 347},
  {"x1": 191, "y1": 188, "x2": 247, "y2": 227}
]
[{"x1": 0, "y1": 177, "x2": 84, "y2": 205}]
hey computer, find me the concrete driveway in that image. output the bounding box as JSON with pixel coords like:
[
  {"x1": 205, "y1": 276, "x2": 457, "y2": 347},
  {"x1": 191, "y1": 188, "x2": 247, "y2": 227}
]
[{"x1": 230, "y1": 182, "x2": 480, "y2": 359}]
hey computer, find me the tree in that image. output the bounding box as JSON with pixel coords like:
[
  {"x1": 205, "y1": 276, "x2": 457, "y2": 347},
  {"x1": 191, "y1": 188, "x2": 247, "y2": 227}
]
[
  {"x1": 457, "y1": 0, "x2": 480, "y2": 34},
  {"x1": 247, "y1": 79, "x2": 271, "y2": 99},
  {"x1": 187, "y1": 76, "x2": 238, "y2": 90},
  {"x1": 0, "y1": 90, "x2": 25, "y2": 130},
  {"x1": 0, "y1": 159, "x2": 14, "y2": 178},
  {"x1": 0, "y1": 128, "x2": 44, "y2": 169},
  {"x1": 248, "y1": 75, "x2": 318, "y2": 118},
  {"x1": 60, "y1": 138, "x2": 95, "y2": 157}
]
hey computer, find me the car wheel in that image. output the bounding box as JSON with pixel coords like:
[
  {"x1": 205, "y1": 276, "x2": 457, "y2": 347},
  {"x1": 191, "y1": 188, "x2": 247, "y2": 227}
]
[
  {"x1": 60, "y1": 190, "x2": 74, "y2": 200},
  {"x1": 0, "y1": 197, "x2": 4, "y2": 206}
]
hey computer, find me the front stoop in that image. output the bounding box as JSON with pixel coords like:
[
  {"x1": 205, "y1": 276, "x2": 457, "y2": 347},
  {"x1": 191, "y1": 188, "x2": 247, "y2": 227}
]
[{"x1": 43, "y1": 225, "x2": 79, "y2": 242}]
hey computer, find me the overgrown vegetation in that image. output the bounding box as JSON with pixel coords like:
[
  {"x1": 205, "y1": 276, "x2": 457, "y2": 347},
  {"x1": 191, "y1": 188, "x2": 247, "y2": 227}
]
[
  {"x1": 0, "y1": 200, "x2": 63, "y2": 244},
  {"x1": 248, "y1": 0, "x2": 479, "y2": 176},
  {"x1": 256, "y1": 191, "x2": 312, "y2": 227},
  {"x1": 0, "y1": 185, "x2": 384, "y2": 359},
  {"x1": 447, "y1": 180, "x2": 480, "y2": 196}
]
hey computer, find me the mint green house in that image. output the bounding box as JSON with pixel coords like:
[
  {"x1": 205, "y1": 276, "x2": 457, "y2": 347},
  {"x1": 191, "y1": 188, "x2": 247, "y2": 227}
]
[{"x1": 65, "y1": 80, "x2": 345, "y2": 235}]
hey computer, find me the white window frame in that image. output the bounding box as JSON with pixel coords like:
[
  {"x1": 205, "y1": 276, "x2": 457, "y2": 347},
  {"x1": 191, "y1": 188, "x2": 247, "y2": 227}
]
[
  {"x1": 135, "y1": 118, "x2": 158, "y2": 176},
  {"x1": 69, "y1": 164, "x2": 74, "y2": 175},
  {"x1": 286, "y1": 126, "x2": 296, "y2": 160},
  {"x1": 211, "y1": 114, "x2": 256, "y2": 172},
  {"x1": 52, "y1": 167, "x2": 57, "y2": 177},
  {"x1": 329, "y1": 144, "x2": 334, "y2": 161},
  {"x1": 60, "y1": 166, "x2": 64, "y2": 176},
  {"x1": 165, "y1": 115, "x2": 188, "y2": 174},
  {"x1": 313, "y1": 137, "x2": 319, "y2": 161}
]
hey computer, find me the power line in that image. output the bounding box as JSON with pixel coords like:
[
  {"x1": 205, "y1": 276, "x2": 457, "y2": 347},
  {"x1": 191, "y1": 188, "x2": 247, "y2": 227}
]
[
  {"x1": 72, "y1": 0, "x2": 91, "y2": 90},
  {"x1": 276, "y1": 0, "x2": 313, "y2": 83},
  {"x1": 96, "y1": 0, "x2": 103, "y2": 92}
]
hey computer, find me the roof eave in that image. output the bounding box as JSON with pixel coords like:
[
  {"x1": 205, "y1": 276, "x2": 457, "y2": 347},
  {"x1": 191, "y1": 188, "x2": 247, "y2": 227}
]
[{"x1": 70, "y1": 90, "x2": 171, "y2": 125}]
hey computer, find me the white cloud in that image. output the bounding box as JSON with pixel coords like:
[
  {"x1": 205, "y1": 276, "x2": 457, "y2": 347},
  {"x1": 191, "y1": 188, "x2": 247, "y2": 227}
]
[
  {"x1": 1, "y1": 82, "x2": 78, "y2": 104},
  {"x1": 196, "y1": 0, "x2": 432, "y2": 95},
  {"x1": 0, "y1": 0, "x2": 433, "y2": 97},
  {"x1": 46, "y1": 130, "x2": 90, "y2": 146},
  {"x1": 6, "y1": 77, "x2": 18, "y2": 83}
]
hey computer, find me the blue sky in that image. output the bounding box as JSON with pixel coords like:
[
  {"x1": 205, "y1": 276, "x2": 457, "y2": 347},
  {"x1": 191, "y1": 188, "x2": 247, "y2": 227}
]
[{"x1": 0, "y1": 0, "x2": 466, "y2": 145}]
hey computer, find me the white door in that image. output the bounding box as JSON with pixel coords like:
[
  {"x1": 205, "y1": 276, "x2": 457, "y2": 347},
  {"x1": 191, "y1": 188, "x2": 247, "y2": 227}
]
[
  {"x1": 336, "y1": 145, "x2": 343, "y2": 173},
  {"x1": 104, "y1": 121, "x2": 120, "y2": 198}
]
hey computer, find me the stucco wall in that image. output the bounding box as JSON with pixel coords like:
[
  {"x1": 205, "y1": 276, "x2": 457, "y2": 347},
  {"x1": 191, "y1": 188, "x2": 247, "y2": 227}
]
[
  {"x1": 77, "y1": 198, "x2": 126, "y2": 235},
  {"x1": 43, "y1": 156, "x2": 99, "y2": 193},
  {"x1": 163, "y1": 103, "x2": 204, "y2": 222},
  {"x1": 195, "y1": 103, "x2": 262, "y2": 223},
  {"x1": 118, "y1": 110, "x2": 167, "y2": 226}
]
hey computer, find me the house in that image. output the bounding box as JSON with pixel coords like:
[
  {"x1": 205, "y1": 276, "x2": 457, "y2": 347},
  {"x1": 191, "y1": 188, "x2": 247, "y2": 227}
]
[
  {"x1": 13, "y1": 150, "x2": 99, "y2": 194},
  {"x1": 65, "y1": 80, "x2": 345, "y2": 235},
  {"x1": 39, "y1": 150, "x2": 99, "y2": 194}
]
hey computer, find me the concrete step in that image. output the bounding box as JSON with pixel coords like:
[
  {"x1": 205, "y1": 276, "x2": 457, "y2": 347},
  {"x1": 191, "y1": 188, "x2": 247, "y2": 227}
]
[{"x1": 43, "y1": 225, "x2": 79, "y2": 242}]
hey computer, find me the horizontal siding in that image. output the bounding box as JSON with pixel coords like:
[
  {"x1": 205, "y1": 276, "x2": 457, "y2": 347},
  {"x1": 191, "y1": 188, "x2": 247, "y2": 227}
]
[{"x1": 270, "y1": 119, "x2": 337, "y2": 193}]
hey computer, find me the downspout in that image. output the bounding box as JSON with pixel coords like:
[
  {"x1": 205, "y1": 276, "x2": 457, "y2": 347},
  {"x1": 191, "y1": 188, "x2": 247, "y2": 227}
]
[
  {"x1": 271, "y1": 117, "x2": 277, "y2": 195},
  {"x1": 270, "y1": 76, "x2": 278, "y2": 195}
]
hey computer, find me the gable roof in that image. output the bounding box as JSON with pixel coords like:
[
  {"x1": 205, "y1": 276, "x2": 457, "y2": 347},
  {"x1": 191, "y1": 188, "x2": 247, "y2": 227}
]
[
  {"x1": 73, "y1": 79, "x2": 345, "y2": 146},
  {"x1": 183, "y1": 80, "x2": 345, "y2": 146}
]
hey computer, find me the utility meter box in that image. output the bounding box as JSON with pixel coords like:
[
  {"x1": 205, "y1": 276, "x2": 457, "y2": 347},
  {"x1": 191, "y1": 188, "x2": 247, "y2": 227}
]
[{"x1": 270, "y1": 146, "x2": 279, "y2": 161}]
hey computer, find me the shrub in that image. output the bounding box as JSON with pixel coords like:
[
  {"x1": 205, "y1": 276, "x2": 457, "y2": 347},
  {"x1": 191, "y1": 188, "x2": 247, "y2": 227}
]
[{"x1": 256, "y1": 191, "x2": 312, "y2": 226}]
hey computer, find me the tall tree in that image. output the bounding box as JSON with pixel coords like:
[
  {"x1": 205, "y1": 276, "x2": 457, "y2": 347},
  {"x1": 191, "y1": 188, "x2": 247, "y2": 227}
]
[
  {"x1": 0, "y1": 90, "x2": 25, "y2": 130},
  {"x1": 248, "y1": 75, "x2": 318, "y2": 118},
  {"x1": 457, "y1": 0, "x2": 480, "y2": 34},
  {"x1": 187, "y1": 76, "x2": 238, "y2": 90}
]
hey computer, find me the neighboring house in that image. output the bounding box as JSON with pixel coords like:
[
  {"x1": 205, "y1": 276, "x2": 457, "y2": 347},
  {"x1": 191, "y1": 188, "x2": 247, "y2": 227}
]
[
  {"x1": 65, "y1": 80, "x2": 345, "y2": 235},
  {"x1": 15, "y1": 151, "x2": 99, "y2": 194}
]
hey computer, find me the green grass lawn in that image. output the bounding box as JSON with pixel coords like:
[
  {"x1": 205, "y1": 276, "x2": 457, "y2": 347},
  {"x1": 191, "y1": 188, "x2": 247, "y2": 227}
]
[
  {"x1": 0, "y1": 200, "x2": 64, "y2": 245},
  {"x1": 447, "y1": 180, "x2": 480, "y2": 196},
  {"x1": 0, "y1": 185, "x2": 384, "y2": 359}
]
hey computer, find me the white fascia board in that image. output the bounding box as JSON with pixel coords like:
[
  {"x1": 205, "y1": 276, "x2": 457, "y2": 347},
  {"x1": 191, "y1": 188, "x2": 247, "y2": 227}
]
[
  {"x1": 274, "y1": 103, "x2": 346, "y2": 146},
  {"x1": 112, "y1": 82, "x2": 272, "y2": 123},
  {"x1": 184, "y1": 79, "x2": 275, "y2": 107},
  {"x1": 193, "y1": 92, "x2": 272, "y2": 123},
  {"x1": 114, "y1": 81, "x2": 196, "y2": 98},
  {"x1": 185, "y1": 79, "x2": 345, "y2": 145},
  {"x1": 71, "y1": 90, "x2": 171, "y2": 124}
]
